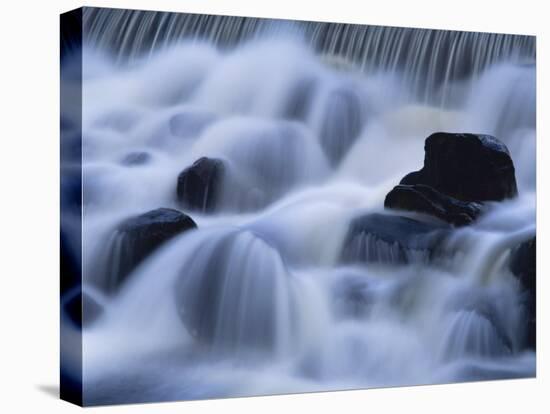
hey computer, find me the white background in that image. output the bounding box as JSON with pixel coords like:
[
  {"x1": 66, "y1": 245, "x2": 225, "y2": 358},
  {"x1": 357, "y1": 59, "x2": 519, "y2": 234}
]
[{"x1": 0, "y1": 0, "x2": 547, "y2": 412}]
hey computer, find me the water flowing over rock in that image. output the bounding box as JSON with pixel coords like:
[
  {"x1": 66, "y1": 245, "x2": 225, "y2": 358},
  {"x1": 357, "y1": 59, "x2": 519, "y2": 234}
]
[
  {"x1": 106, "y1": 208, "x2": 197, "y2": 292},
  {"x1": 509, "y1": 237, "x2": 536, "y2": 349},
  {"x1": 341, "y1": 213, "x2": 450, "y2": 264},
  {"x1": 281, "y1": 77, "x2": 317, "y2": 121},
  {"x1": 317, "y1": 85, "x2": 365, "y2": 165},
  {"x1": 70, "y1": 12, "x2": 537, "y2": 404},
  {"x1": 440, "y1": 310, "x2": 513, "y2": 360},
  {"x1": 176, "y1": 157, "x2": 225, "y2": 213},
  {"x1": 384, "y1": 184, "x2": 483, "y2": 226},
  {"x1": 440, "y1": 290, "x2": 516, "y2": 361},
  {"x1": 331, "y1": 274, "x2": 372, "y2": 319},
  {"x1": 174, "y1": 230, "x2": 296, "y2": 354},
  {"x1": 510, "y1": 237, "x2": 536, "y2": 292},
  {"x1": 400, "y1": 132, "x2": 518, "y2": 202},
  {"x1": 169, "y1": 110, "x2": 216, "y2": 138},
  {"x1": 189, "y1": 119, "x2": 329, "y2": 211}
]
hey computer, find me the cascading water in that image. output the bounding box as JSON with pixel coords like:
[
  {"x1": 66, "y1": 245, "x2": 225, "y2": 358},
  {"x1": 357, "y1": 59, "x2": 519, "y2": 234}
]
[{"x1": 61, "y1": 9, "x2": 536, "y2": 405}]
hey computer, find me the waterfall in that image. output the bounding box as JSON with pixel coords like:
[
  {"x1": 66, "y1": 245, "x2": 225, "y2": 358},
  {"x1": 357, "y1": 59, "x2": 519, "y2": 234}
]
[
  {"x1": 81, "y1": 8, "x2": 535, "y2": 105},
  {"x1": 61, "y1": 7, "x2": 536, "y2": 405}
]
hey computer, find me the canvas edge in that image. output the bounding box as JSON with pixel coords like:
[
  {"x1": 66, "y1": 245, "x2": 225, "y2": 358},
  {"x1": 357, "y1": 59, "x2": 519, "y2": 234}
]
[{"x1": 60, "y1": 7, "x2": 84, "y2": 407}]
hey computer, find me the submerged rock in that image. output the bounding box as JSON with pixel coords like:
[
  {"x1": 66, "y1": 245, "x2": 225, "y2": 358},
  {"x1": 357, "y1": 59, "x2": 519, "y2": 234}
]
[
  {"x1": 176, "y1": 157, "x2": 225, "y2": 213},
  {"x1": 106, "y1": 208, "x2": 197, "y2": 292},
  {"x1": 341, "y1": 213, "x2": 450, "y2": 265},
  {"x1": 442, "y1": 290, "x2": 514, "y2": 360},
  {"x1": 185, "y1": 118, "x2": 330, "y2": 213},
  {"x1": 319, "y1": 86, "x2": 365, "y2": 166},
  {"x1": 509, "y1": 237, "x2": 536, "y2": 350},
  {"x1": 400, "y1": 132, "x2": 518, "y2": 202},
  {"x1": 169, "y1": 111, "x2": 216, "y2": 139},
  {"x1": 120, "y1": 151, "x2": 151, "y2": 166},
  {"x1": 94, "y1": 109, "x2": 142, "y2": 132},
  {"x1": 282, "y1": 77, "x2": 317, "y2": 121},
  {"x1": 384, "y1": 184, "x2": 483, "y2": 226},
  {"x1": 440, "y1": 310, "x2": 513, "y2": 361},
  {"x1": 331, "y1": 275, "x2": 372, "y2": 319}
]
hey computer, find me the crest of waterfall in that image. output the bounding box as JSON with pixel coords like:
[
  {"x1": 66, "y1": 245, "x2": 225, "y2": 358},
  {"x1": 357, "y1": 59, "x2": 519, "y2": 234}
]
[{"x1": 82, "y1": 8, "x2": 535, "y2": 106}]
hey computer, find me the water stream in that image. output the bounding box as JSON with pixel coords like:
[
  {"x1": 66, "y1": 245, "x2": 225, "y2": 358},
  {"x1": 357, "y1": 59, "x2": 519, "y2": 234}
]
[{"x1": 61, "y1": 10, "x2": 536, "y2": 405}]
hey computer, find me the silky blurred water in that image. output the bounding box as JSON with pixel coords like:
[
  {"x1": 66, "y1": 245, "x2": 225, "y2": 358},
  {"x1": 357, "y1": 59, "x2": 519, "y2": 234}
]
[{"x1": 61, "y1": 14, "x2": 535, "y2": 405}]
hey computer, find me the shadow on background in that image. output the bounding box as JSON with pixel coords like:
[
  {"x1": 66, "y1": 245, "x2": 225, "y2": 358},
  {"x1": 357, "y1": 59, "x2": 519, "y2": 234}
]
[{"x1": 37, "y1": 384, "x2": 59, "y2": 399}]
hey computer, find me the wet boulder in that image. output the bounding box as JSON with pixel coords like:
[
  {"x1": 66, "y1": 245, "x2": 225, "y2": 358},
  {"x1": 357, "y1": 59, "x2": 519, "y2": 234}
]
[
  {"x1": 384, "y1": 184, "x2": 483, "y2": 226},
  {"x1": 176, "y1": 157, "x2": 225, "y2": 213},
  {"x1": 509, "y1": 237, "x2": 536, "y2": 350},
  {"x1": 106, "y1": 208, "x2": 197, "y2": 292},
  {"x1": 341, "y1": 213, "x2": 450, "y2": 265},
  {"x1": 400, "y1": 132, "x2": 518, "y2": 202}
]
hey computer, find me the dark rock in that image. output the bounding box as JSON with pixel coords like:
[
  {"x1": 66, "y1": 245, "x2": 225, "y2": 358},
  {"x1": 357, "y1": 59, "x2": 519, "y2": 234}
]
[
  {"x1": 510, "y1": 237, "x2": 536, "y2": 292},
  {"x1": 341, "y1": 213, "x2": 450, "y2": 264},
  {"x1": 400, "y1": 132, "x2": 518, "y2": 202},
  {"x1": 62, "y1": 290, "x2": 103, "y2": 329},
  {"x1": 384, "y1": 184, "x2": 483, "y2": 226},
  {"x1": 319, "y1": 86, "x2": 364, "y2": 166},
  {"x1": 176, "y1": 157, "x2": 225, "y2": 213},
  {"x1": 106, "y1": 208, "x2": 197, "y2": 292},
  {"x1": 120, "y1": 151, "x2": 151, "y2": 166},
  {"x1": 510, "y1": 237, "x2": 536, "y2": 350}
]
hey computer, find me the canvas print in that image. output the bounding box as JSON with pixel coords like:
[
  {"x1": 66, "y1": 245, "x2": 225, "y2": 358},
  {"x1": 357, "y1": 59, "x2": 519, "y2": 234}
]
[{"x1": 60, "y1": 7, "x2": 536, "y2": 406}]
